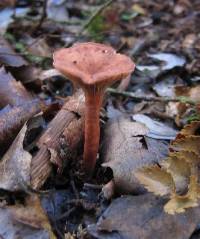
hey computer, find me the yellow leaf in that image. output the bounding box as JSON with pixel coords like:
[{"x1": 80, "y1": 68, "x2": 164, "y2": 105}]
[
  {"x1": 161, "y1": 155, "x2": 191, "y2": 194},
  {"x1": 135, "y1": 165, "x2": 175, "y2": 196},
  {"x1": 180, "y1": 121, "x2": 200, "y2": 136},
  {"x1": 10, "y1": 195, "x2": 56, "y2": 239},
  {"x1": 164, "y1": 176, "x2": 200, "y2": 214},
  {"x1": 132, "y1": 4, "x2": 146, "y2": 15},
  {"x1": 170, "y1": 151, "x2": 200, "y2": 174},
  {"x1": 171, "y1": 136, "x2": 200, "y2": 155}
]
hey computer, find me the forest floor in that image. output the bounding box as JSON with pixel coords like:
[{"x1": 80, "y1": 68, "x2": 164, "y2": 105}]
[{"x1": 0, "y1": 0, "x2": 200, "y2": 239}]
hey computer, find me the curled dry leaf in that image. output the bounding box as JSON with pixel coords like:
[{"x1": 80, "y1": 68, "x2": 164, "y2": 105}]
[
  {"x1": 102, "y1": 117, "x2": 169, "y2": 193},
  {"x1": 136, "y1": 120, "x2": 200, "y2": 214},
  {"x1": 170, "y1": 151, "x2": 200, "y2": 174},
  {"x1": 178, "y1": 121, "x2": 200, "y2": 136},
  {"x1": 0, "y1": 99, "x2": 42, "y2": 155},
  {"x1": 171, "y1": 136, "x2": 200, "y2": 155},
  {"x1": 0, "y1": 122, "x2": 32, "y2": 191},
  {"x1": 161, "y1": 155, "x2": 191, "y2": 194},
  {"x1": 135, "y1": 165, "x2": 175, "y2": 196},
  {"x1": 164, "y1": 176, "x2": 200, "y2": 214},
  {"x1": 133, "y1": 113, "x2": 178, "y2": 140},
  {"x1": 0, "y1": 67, "x2": 33, "y2": 107}
]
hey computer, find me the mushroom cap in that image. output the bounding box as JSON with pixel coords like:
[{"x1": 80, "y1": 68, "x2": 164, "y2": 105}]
[{"x1": 53, "y1": 42, "x2": 135, "y2": 90}]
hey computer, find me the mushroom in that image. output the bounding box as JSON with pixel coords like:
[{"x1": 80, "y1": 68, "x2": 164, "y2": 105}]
[{"x1": 53, "y1": 42, "x2": 135, "y2": 176}]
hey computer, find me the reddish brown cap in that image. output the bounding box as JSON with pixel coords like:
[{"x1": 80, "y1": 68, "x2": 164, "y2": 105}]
[{"x1": 53, "y1": 42, "x2": 135, "y2": 90}]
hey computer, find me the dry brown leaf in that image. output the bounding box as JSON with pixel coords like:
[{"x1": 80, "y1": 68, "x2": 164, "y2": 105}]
[
  {"x1": 179, "y1": 121, "x2": 200, "y2": 136},
  {"x1": 135, "y1": 165, "x2": 175, "y2": 196},
  {"x1": 0, "y1": 122, "x2": 32, "y2": 191},
  {"x1": 136, "y1": 119, "x2": 200, "y2": 214},
  {"x1": 88, "y1": 194, "x2": 200, "y2": 239},
  {"x1": 0, "y1": 208, "x2": 51, "y2": 239},
  {"x1": 0, "y1": 0, "x2": 15, "y2": 8},
  {"x1": 0, "y1": 67, "x2": 33, "y2": 107},
  {"x1": 9, "y1": 195, "x2": 56, "y2": 238},
  {"x1": 171, "y1": 136, "x2": 200, "y2": 155},
  {"x1": 169, "y1": 151, "x2": 200, "y2": 174},
  {"x1": 0, "y1": 100, "x2": 42, "y2": 155},
  {"x1": 26, "y1": 38, "x2": 52, "y2": 58},
  {"x1": 0, "y1": 37, "x2": 27, "y2": 67},
  {"x1": 164, "y1": 176, "x2": 200, "y2": 214},
  {"x1": 102, "y1": 117, "x2": 169, "y2": 193},
  {"x1": 161, "y1": 155, "x2": 191, "y2": 194},
  {"x1": 175, "y1": 85, "x2": 200, "y2": 103}
]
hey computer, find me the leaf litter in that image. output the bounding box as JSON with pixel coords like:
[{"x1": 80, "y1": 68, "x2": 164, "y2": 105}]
[{"x1": 0, "y1": 0, "x2": 200, "y2": 238}]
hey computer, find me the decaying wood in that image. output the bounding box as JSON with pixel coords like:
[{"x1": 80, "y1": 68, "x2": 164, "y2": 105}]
[{"x1": 31, "y1": 90, "x2": 85, "y2": 189}]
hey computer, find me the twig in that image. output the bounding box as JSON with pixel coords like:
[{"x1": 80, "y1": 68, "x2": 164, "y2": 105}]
[
  {"x1": 34, "y1": 0, "x2": 48, "y2": 33},
  {"x1": 107, "y1": 88, "x2": 196, "y2": 105},
  {"x1": 0, "y1": 52, "x2": 51, "y2": 59},
  {"x1": 81, "y1": 0, "x2": 114, "y2": 31},
  {"x1": 84, "y1": 183, "x2": 103, "y2": 190},
  {"x1": 55, "y1": 207, "x2": 76, "y2": 221}
]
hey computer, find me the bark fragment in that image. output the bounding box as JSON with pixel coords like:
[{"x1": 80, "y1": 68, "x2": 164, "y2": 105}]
[{"x1": 31, "y1": 91, "x2": 85, "y2": 189}]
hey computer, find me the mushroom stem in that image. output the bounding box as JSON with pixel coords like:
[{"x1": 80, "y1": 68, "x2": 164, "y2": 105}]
[{"x1": 84, "y1": 90, "x2": 103, "y2": 176}]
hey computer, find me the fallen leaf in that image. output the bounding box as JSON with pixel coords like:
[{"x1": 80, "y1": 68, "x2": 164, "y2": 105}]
[
  {"x1": 133, "y1": 113, "x2": 178, "y2": 140},
  {"x1": 153, "y1": 76, "x2": 176, "y2": 98},
  {"x1": 164, "y1": 176, "x2": 200, "y2": 214},
  {"x1": 0, "y1": 37, "x2": 27, "y2": 67},
  {"x1": 26, "y1": 37, "x2": 52, "y2": 58},
  {"x1": 0, "y1": 122, "x2": 32, "y2": 191},
  {"x1": 10, "y1": 195, "x2": 55, "y2": 234},
  {"x1": 161, "y1": 155, "x2": 191, "y2": 194},
  {"x1": 0, "y1": 0, "x2": 15, "y2": 8},
  {"x1": 0, "y1": 67, "x2": 33, "y2": 107},
  {"x1": 0, "y1": 100, "x2": 42, "y2": 155},
  {"x1": 135, "y1": 165, "x2": 175, "y2": 196},
  {"x1": 0, "y1": 207, "x2": 52, "y2": 239},
  {"x1": 132, "y1": 3, "x2": 146, "y2": 15},
  {"x1": 175, "y1": 85, "x2": 200, "y2": 103},
  {"x1": 6, "y1": 195, "x2": 56, "y2": 238},
  {"x1": 169, "y1": 151, "x2": 200, "y2": 173},
  {"x1": 171, "y1": 136, "x2": 200, "y2": 155},
  {"x1": 88, "y1": 194, "x2": 200, "y2": 239},
  {"x1": 47, "y1": 0, "x2": 69, "y2": 22},
  {"x1": 179, "y1": 120, "x2": 200, "y2": 136},
  {"x1": 137, "y1": 120, "x2": 200, "y2": 214},
  {"x1": 137, "y1": 52, "x2": 186, "y2": 77},
  {"x1": 102, "y1": 117, "x2": 169, "y2": 193},
  {"x1": 148, "y1": 53, "x2": 186, "y2": 71}
]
